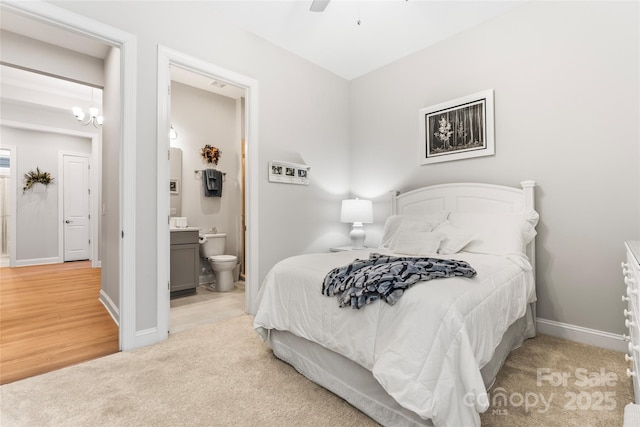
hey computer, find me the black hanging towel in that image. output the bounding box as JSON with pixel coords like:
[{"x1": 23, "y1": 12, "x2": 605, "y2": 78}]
[{"x1": 203, "y1": 169, "x2": 223, "y2": 197}]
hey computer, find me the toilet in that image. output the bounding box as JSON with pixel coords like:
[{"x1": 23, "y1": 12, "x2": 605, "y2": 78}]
[{"x1": 198, "y1": 233, "x2": 237, "y2": 292}]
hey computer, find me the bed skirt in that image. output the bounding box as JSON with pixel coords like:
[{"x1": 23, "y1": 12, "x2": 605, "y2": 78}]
[{"x1": 265, "y1": 303, "x2": 536, "y2": 427}]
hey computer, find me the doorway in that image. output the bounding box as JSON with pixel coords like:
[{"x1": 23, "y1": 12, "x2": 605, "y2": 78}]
[
  {"x1": 167, "y1": 66, "x2": 246, "y2": 333},
  {"x1": 157, "y1": 46, "x2": 260, "y2": 339},
  {"x1": 0, "y1": 1, "x2": 137, "y2": 350}
]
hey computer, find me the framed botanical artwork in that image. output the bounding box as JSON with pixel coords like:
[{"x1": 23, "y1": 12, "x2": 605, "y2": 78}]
[
  {"x1": 268, "y1": 160, "x2": 310, "y2": 185},
  {"x1": 419, "y1": 89, "x2": 495, "y2": 165}
]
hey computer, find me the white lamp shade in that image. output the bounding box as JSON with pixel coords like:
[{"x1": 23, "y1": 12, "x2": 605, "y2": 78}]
[{"x1": 340, "y1": 199, "x2": 373, "y2": 224}]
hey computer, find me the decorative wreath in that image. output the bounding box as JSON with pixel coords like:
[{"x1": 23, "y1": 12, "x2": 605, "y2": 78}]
[
  {"x1": 23, "y1": 167, "x2": 54, "y2": 193},
  {"x1": 201, "y1": 145, "x2": 222, "y2": 165}
]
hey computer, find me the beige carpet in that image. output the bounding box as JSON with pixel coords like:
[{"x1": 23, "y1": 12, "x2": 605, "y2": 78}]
[
  {"x1": 0, "y1": 315, "x2": 633, "y2": 426},
  {"x1": 480, "y1": 333, "x2": 633, "y2": 427}
]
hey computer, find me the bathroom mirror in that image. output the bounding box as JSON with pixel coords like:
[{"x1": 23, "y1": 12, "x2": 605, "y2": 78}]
[{"x1": 169, "y1": 147, "x2": 182, "y2": 217}]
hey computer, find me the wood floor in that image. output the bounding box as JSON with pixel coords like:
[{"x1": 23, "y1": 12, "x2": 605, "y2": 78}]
[{"x1": 0, "y1": 261, "x2": 119, "y2": 385}]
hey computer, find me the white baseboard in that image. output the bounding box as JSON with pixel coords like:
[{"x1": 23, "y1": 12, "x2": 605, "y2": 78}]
[
  {"x1": 15, "y1": 257, "x2": 59, "y2": 267},
  {"x1": 134, "y1": 327, "x2": 161, "y2": 348},
  {"x1": 536, "y1": 318, "x2": 628, "y2": 353},
  {"x1": 99, "y1": 289, "x2": 120, "y2": 326}
]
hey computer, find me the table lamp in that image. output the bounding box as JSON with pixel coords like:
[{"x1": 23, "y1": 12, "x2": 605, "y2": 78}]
[{"x1": 340, "y1": 198, "x2": 373, "y2": 249}]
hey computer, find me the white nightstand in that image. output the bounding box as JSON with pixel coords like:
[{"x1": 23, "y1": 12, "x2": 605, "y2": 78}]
[{"x1": 329, "y1": 246, "x2": 366, "y2": 252}]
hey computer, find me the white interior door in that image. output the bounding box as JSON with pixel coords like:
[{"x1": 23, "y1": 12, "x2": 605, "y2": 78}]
[{"x1": 63, "y1": 154, "x2": 90, "y2": 261}]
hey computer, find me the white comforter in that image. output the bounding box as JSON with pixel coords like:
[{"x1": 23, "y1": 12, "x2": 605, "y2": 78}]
[{"x1": 253, "y1": 249, "x2": 535, "y2": 427}]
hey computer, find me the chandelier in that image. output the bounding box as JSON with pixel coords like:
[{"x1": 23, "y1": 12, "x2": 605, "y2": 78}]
[{"x1": 72, "y1": 88, "x2": 103, "y2": 128}]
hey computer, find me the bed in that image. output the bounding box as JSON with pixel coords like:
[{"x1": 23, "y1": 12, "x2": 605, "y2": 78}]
[{"x1": 253, "y1": 181, "x2": 538, "y2": 427}]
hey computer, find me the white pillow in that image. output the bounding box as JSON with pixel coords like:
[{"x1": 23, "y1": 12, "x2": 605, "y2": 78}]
[
  {"x1": 448, "y1": 211, "x2": 539, "y2": 256},
  {"x1": 395, "y1": 219, "x2": 434, "y2": 233},
  {"x1": 389, "y1": 231, "x2": 443, "y2": 256},
  {"x1": 387, "y1": 220, "x2": 434, "y2": 249},
  {"x1": 380, "y1": 211, "x2": 449, "y2": 248},
  {"x1": 433, "y1": 221, "x2": 476, "y2": 255}
]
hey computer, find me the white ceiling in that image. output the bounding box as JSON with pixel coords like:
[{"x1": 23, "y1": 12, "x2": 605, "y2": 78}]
[
  {"x1": 207, "y1": 0, "x2": 526, "y2": 80},
  {"x1": 0, "y1": 0, "x2": 525, "y2": 99}
]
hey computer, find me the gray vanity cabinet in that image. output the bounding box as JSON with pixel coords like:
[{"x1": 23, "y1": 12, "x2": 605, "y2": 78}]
[{"x1": 170, "y1": 229, "x2": 200, "y2": 295}]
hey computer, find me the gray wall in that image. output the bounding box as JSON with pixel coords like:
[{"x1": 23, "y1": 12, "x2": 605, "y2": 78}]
[
  {"x1": 1, "y1": 126, "x2": 91, "y2": 263},
  {"x1": 0, "y1": 29, "x2": 104, "y2": 88},
  {"x1": 53, "y1": 1, "x2": 351, "y2": 332},
  {"x1": 101, "y1": 46, "x2": 121, "y2": 311},
  {"x1": 349, "y1": 1, "x2": 640, "y2": 335},
  {"x1": 52, "y1": 1, "x2": 638, "y2": 339}
]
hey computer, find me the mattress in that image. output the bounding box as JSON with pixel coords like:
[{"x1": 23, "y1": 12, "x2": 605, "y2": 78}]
[
  {"x1": 266, "y1": 304, "x2": 535, "y2": 426},
  {"x1": 254, "y1": 248, "x2": 536, "y2": 426}
]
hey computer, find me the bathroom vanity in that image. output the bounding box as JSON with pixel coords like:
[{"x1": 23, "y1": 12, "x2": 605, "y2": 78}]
[{"x1": 170, "y1": 228, "x2": 200, "y2": 296}]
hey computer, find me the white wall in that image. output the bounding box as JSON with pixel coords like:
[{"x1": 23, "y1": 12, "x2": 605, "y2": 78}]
[
  {"x1": 0, "y1": 29, "x2": 104, "y2": 88},
  {"x1": 349, "y1": 1, "x2": 640, "y2": 335},
  {"x1": 50, "y1": 0, "x2": 639, "y2": 345},
  {"x1": 53, "y1": 1, "x2": 351, "y2": 331},
  {"x1": 170, "y1": 82, "x2": 242, "y2": 260},
  {"x1": 100, "y1": 46, "x2": 121, "y2": 313},
  {"x1": 1, "y1": 125, "x2": 91, "y2": 264}
]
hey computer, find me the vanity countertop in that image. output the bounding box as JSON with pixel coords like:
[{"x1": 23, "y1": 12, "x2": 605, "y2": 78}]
[{"x1": 170, "y1": 227, "x2": 201, "y2": 232}]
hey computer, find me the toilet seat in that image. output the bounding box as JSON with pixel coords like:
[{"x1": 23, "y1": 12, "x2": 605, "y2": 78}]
[{"x1": 208, "y1": 255, "x2": 237, "y2": 263}]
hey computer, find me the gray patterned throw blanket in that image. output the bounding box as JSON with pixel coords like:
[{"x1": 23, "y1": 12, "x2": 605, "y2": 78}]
[{"x1": 322, "y1": 253, "x2": 477, "y2": 309}]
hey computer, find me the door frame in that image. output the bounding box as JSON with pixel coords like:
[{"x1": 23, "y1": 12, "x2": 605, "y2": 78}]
[
  {"x1": 0, "y1": 144, "x2": 17, "y2": 268},
  {"x1": 58, "y1": 151, "x2": 94, "y2": 265},
  {"x1": 2, "y1": 0, "x2": 138, "y2": 350},
  {"x1": 156, "y1": 46, "x2": 260, "y2": 339}
]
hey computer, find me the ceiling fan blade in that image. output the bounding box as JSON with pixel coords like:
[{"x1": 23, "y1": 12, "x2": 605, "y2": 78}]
[{"x1": 310, "y1": 0, "x2": 330, "y2": 12}]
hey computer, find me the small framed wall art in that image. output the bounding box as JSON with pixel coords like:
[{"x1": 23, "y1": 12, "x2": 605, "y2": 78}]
[
  {"x1": 269, "y1": 160, "x2": 310, "y2": 185},
  {"x1": 419, "y1": 89, "x2": 495, "y2": 165},
  {"x1": 169, "y1": 179, "x2": 180, "y2": 194}
]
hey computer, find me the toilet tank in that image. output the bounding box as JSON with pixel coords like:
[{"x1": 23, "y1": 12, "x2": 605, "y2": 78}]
[{"x1": 199, "y1": 233, "x2": 226, "y2": 257}]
